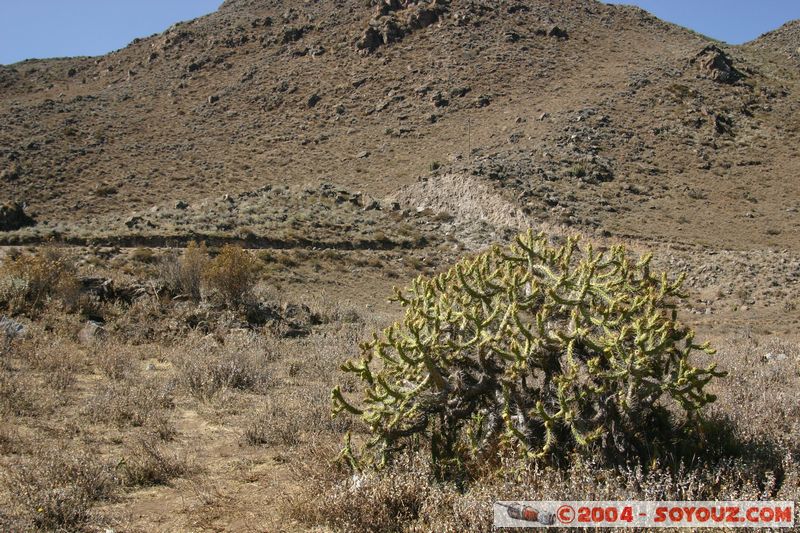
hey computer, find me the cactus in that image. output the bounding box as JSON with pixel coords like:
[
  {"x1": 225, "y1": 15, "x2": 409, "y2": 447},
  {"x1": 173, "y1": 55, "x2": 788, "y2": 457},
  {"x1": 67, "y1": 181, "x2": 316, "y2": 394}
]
[{"x1": 332, "y1": 231, "x2": 725, "y2": 471}]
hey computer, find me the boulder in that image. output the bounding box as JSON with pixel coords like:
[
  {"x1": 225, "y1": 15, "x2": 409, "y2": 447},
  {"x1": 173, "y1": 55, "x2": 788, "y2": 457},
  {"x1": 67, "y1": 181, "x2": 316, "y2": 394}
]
[
  {"x1": 0, "y1": 202, "x2": 35, "y2": 231},
  {"x1": 356, "y1": 26, "x2": 383, "y2": 53},
  {"x1": 78, "y1": 320, "x2": 106, "y2": 345},
  {"x1": 307, "y1": 93, "x2": 321, "y2": 108},
  {"x1": 691, "y1": 45, "x2": 743, "y2": 84},
  {"x1": 547, "y1": 25, "x2": 568, "y2": 39},
  {"x1": 357, "y1": 1, "x2": 449, "y2": 53},
  {"x1": 282, "y1": 26, "x2": 305, "y2": 44},
  {"x1": 124, "y1": 215, "x2": 143, "y2": 228}
]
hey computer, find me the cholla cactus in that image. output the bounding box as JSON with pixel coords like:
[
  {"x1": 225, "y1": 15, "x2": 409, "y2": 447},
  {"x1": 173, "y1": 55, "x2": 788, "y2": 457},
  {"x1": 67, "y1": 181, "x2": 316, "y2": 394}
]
[{"x1": 332, "y1": 231, "x2": 725, "y2": 470}]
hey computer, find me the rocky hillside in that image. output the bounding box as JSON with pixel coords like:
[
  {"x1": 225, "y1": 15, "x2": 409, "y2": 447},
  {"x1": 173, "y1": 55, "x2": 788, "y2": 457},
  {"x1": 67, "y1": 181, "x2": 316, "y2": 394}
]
[{"x1": 1, "y1": 0, "x2": 799, "y2": 251}]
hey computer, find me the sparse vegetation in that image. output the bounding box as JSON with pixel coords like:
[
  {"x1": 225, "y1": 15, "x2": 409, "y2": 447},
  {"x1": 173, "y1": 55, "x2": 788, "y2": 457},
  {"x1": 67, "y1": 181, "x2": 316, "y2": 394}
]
[
  {"x1": 2, "y1": 0, "x2": 800, "y2": 529},
  {"x1": 120, "y1": 434, "x2": 191, "y2": 487},
  {"x1": 4, "y1": 447, "x2": 116, "y2": 531},
  {"x1": 173, "y1": 332, "x2": 272, "y2": 400}
]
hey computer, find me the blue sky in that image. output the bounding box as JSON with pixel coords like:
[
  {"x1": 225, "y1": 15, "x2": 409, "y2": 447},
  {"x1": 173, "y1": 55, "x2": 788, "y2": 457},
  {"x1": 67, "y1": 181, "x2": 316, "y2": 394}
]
[
  {"x1": 0, "y1": 1, "x2": 222, "y2": 65},
  {"x1": 1, "y1": 1, "x2": 799, "y2": 65},
  {"x1": 606, "y1": 1, "x2": 800, "y2": 45}
]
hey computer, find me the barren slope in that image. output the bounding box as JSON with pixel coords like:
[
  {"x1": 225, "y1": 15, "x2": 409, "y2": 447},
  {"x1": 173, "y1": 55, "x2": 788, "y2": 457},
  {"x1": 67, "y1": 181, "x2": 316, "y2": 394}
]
[{"x1": 1, "y1": 0, "x2": 799, "y2": 251}]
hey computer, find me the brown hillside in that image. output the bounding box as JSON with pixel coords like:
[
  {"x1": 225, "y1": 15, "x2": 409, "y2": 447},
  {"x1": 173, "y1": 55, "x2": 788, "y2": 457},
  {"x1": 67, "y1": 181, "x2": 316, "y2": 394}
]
[
  {"x1": 2, "y1": 4, "x2": 800, "y2": 531},
  {"x1": 1, "y1": 0, "x2": 798, "y2": 251}
]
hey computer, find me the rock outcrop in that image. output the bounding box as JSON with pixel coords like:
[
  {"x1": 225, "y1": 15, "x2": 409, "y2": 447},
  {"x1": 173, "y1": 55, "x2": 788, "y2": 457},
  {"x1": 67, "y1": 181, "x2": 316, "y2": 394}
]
[
  {"x1": 0, "y1": 202, "x2": 35, "y2": 232},
  {"x1": 691, "y1": 45, "x2": 743, "y2": 84},
  {"x1": 357, "y1": 0, "x2": 449, "y2": 53}
]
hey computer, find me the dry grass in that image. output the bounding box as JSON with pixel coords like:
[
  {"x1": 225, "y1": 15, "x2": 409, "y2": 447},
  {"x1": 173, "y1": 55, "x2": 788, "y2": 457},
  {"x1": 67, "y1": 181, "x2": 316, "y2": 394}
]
[
  {"x1": 120, "y1": 433, "x2": 191, "y2": 487},
  {"x1": 172, "y1": 331, "x2": 273, "y2": 400},
  {"x1": 0, "y1": 247, "x2": 80, "y2": 316},
  {"x1": 2, "y1": 446, "x2": 116, "y2": 532},
  {"x1": 0, "y1": 241, "x2": 797, "y2": 531},
  {"x1": 84, "y1": 373, "x2": 175, "y2": 432},
  {"x1": 242, "y1": 400, "x2": 305, "y2": 447}
]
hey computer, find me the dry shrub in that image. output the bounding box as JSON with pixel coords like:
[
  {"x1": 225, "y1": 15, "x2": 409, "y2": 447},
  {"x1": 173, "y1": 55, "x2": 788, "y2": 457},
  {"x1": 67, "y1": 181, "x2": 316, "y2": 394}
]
[
  {"x1": 18, "y1": 333, "x2": 82, "y2": 369},
  {"x1": 202, "y1": 244, "x2": 259, "y2": 307},
  {"x1": 287, "y1": 323, "x2": 367, "y2": 389},
  {"x1": 43, "y1": 356, "x2": 78, "y2": 393},
  {"x1": 293, "y1": 453, "x2": 450, "y2": 533},
  {"x1": 94, "y1": 344, "x2": 135, "y2": 380},
  {"x1": 0, "y1": 369, "x2": 52, "y2": 417},
  {"x1": 12, "y1": 334, "x2": 83, "y2": 395},
  {"x1": 120, "y1": 434, "x2": 190, "y2": 487},
  {"x1": 84, "y1": 373, "x2": 175, "y2": 432},
  {"x1": 3, "y1": 447, "x2": 116, "y2": 531},
  {"x1": 244, "y1": 386, "x2": 353, "y2": 447},
  {"x1": 173, "y1": 331, "x2": 272, "y2": 400},
  {"x1": 0, "y1": 422, "x2": 23, "y2": 455},
  {"x1": 160, "y1": 241, "x2": 209, "y2": 301},
  {"x1": 295, "y1": 449, "x2": 800, "y2": 533},
  {"x1": 243, "y1": 400, "x2": 304, "y2": 447},
  {"x1": 0, "y1": 248, "x2": 80, "y2": 315}
]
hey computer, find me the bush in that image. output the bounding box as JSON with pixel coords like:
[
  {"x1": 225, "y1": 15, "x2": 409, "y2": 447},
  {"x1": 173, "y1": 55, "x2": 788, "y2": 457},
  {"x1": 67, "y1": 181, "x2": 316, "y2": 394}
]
[
  {"x1": 333, "y1": 231, "x2": 725, "y2": 474},
  {"x1": 202, "y1": 244, "x2": 259, "y2": 307},
  {"x1": 4, "y1": 448, "x2": 116, "y2": 531},
  {"x1": 0, "y1": 248, "x2": 80, "y2": 315},
  {"x1": 120, "y1": 434, "x2": 189, "y2": 487},
  {"x1": 160, "y1": 241, "x2": 209, "y2": 301},
  {"x1": 173, "y1": 332, "x2": 272, "y2": 400},
  {"x1": 85, "y1": 374, "x2": 175, "y2": 431}
]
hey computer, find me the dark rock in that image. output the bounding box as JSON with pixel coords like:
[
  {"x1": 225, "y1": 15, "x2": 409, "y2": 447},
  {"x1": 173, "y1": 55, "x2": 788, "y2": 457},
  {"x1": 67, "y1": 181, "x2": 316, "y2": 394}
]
[
  {"x1": 536, "y1": 25, "x2": 568, "y2": 39},
  {"x1": 449, "y1": 86, "x2": 471, "y2": 98},
  {"x1": 431, "y1": 91, "x2": 449, "y2": 107},
  {"x1": 282, "y1": 26, "x2": 305, "y2": 44},
  {"x1": 356, "y1": 26, "x2": 383, "y2": 53},
  {"x1": 78, "y1": 320, "x2": 106, "y2": 345},
  {"x1": 124, "y1": 215, "x2": 143, "y2": 228},
  {"x1": 379, "y1": 17, "x2": 406, "y2": 45},
  {"x1": 0, "y1": 202, "x2": 35, "y2": 231},
  {"x1": 307, "y1": 93, "x2": 321, "y2": 107},
  {"x1": 475, "y1": 94, "x2": 492, "y2": 107},
  {"x1": 406, "y1": 3, "x2": 442, "y2": 30},
  {"x1": 691, "y1": 45, "x2": 743, "y2": 84},
  {"x1": 0, "y1": 165, "x2": 20, "y2": 182}
]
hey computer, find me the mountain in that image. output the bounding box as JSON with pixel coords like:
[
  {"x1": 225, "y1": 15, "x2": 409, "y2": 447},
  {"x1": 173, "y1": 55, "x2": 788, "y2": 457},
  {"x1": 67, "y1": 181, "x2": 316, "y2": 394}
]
[{"x1": 0, "y1": 0, "x2": 798, "y2": 251}]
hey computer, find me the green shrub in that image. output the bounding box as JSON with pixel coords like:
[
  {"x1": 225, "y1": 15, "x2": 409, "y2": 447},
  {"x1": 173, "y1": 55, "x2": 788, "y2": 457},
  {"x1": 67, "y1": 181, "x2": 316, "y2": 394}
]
[
  {"x1": 202, "y1": 244, "x2": 259, "y2": 307},
  {"x1": 333, "y1": 231, "x2": 725, "y2": 474}
]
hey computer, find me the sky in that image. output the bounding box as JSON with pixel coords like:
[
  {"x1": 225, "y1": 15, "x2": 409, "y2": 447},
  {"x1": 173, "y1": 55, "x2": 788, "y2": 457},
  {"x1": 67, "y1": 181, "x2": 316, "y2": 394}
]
[
  {"x1": 1, "y1": 1, "x2": 800, "y2": 65},
  {"x1": 606, "y1": 0, "x2": 800, "y2": 45},
  {"x1": 0, "y1": 1, "x2": 222, "y2": 65}
]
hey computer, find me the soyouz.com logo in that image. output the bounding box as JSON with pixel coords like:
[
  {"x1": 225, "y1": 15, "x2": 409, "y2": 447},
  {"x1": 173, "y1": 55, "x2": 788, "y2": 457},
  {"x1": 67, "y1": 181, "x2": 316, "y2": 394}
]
[{"x1": 493, "y1": 501, "x2": 795, "y2": 528}]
